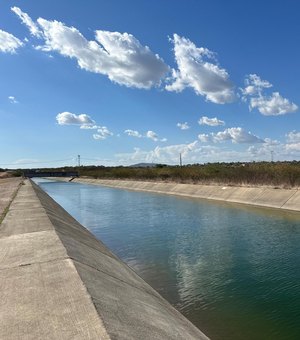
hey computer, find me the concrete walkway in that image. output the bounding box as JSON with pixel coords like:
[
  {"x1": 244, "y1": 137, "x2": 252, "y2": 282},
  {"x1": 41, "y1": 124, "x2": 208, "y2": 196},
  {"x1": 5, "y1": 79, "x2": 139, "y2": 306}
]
[{"x1": 0, "y1": 179, "x2": 209, "y2": 339}]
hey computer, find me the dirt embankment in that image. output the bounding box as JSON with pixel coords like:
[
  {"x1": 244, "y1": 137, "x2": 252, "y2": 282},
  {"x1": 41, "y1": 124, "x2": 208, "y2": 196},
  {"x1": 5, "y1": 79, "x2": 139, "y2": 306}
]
[
  {"x1": 0, "y1": 178, "x2": 23, "y2": 223},
  {"x1": 0, "y1": 172, "x2": 12, "y2": 178}
]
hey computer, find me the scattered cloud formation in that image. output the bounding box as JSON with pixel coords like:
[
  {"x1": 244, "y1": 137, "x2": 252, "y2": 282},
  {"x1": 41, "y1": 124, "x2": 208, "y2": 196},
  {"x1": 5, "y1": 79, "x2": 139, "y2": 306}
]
[
  {"x1": 56, "y1": 111, "x2": 95, "y2": 125},
  {"x1": 115, "y1": 140, "x2": 269, "y2": 165},
  {"x1": 116, "y1": 134, "x2": 300, "y2": 165},
  {"x1": 124, "y1": 129, "x2": 142, "y2": 138},
  {"x1": 248, "y1": 133, "x2": 300, "y2": 161},
  {"x1": 198, "y1": 116, "x2": 225, "y2": 126},
  {"x1": 116, "y1": 140, "x2": 200, "y2": 164},
  {"x1": 124, "y1": 129, "x2": 166, "y2": 142},
  {"x1": 242, "y1": 74, "x2": 298, "y2": 115},
  {"x1": 198, "y1": 127, "x2": 264, "y2": 144},
  {"x1": 177, "y1": 122, "x2": 190, "y2": 130},
  {"x1": 146, "y1": 130, "x2": 167, "y2": 142},
  {"x1": 11, "y1": 7, "x2": 42, "y2": 37},
  {"x1": 241, "y1": 74, "x2": 272, "y2": 97},
  {"x1": 56, "y1": 111, "x2": 113, "y2": 141},
  {"x1": 93, "y1": 126, "x2": 113, "y2": 140},
  {"x1": 166, "y1": 34, "x2": 235, "y2": 104},
  {"x1": 146, "y1": 130, "x2": 158, "y2": 141},
  {"x1": 286, "y1": 131, "x2": 300, "y2": 143},
  {"x1": 119, "y1": 131, "x2": 300, "y2": 165},
  {"x1": 80, "y1": 124, "x2": 99, "y2": 130},
  {"x1": 12, "y1": 7, "x2": 169, "y2": 89},
  {"x1": 0, "y1": 29, "x2": 23, "y2": 53},
  {"x1": 250, "y1": 92, "x2": 298, "y2": 116},
  {"x1": 9, "y1": 7, "x2": 297, "y2": 120},
  {"x1": 8, "y1": 96, "x2": 18, "y2": 104},
  {"x1": 6, "y1": 6, "x2": 299, "y2": 164}
]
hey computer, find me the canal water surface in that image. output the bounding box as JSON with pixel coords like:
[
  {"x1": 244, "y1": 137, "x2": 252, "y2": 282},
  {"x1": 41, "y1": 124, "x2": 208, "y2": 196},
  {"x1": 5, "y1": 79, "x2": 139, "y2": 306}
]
[{"x1": 34, "y1": 179, "x2": 300, "y2": 340}]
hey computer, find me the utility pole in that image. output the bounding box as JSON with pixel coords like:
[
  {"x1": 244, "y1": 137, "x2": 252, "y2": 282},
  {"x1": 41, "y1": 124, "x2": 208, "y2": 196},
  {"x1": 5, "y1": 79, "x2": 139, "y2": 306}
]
[
  {"x1": 78, "y1": 154, "x2": 81, "y2": 167},
  {"x1": 271, "y1": 150, "x2": 274, "y2": 162},
  {"x1": 179, "y1": 153, "x2": 182, "y2": 167}
]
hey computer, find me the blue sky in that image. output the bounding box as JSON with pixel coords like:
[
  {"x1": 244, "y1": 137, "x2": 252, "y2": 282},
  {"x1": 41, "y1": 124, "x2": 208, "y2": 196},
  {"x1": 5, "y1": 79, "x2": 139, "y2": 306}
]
[{"x1": 0, "y1": 0, "x2": 299, "y2": 168}]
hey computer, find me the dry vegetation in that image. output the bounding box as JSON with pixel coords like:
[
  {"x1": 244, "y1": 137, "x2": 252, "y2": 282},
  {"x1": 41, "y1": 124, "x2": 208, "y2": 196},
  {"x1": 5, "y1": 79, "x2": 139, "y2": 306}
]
[{"x1": 24, "y1": 161, "x2": 300, "y2": 189}]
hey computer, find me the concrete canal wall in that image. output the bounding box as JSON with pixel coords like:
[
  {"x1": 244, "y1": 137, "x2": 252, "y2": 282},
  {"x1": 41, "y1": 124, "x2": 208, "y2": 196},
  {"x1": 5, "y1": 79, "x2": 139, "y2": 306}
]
[
  {"x1": 0, "y1": 179, "x2": 209, "y2": 340},
  {"x1": 69, "y1": 178, "x2": 300, "y2": 212}
]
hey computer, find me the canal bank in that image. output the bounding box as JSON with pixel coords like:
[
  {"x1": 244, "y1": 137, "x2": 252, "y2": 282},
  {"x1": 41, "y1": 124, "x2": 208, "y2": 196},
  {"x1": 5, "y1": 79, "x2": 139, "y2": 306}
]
[
  {"x1": 56, "y1": 178, "x2": 300, "y2": 213},
  {"x1": 0, "y1": 179, "x2": 209, "y2": 340},
  {"x1": 0, "y1": 177, "x2": 23, "y2": 222}
]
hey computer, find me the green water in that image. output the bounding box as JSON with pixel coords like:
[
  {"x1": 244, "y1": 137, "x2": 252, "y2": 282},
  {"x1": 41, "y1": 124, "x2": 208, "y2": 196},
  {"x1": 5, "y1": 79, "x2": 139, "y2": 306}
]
[{"x1": 35, "y1": 179, "x2": 300, "y2": 340}]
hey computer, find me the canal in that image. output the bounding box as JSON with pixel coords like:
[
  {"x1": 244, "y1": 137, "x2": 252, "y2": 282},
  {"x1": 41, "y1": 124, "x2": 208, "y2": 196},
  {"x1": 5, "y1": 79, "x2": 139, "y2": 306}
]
[{"x1": 34, "y1": 178, "x2": 300, "y2": 340}]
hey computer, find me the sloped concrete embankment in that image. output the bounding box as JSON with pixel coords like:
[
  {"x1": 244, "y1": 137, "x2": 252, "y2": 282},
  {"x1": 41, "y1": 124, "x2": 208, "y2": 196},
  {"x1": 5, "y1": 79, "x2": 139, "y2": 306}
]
[
  {"x1": 71, "y1": 178, "x2": 300, "y2": 212},
  {"x1": 0, "y1": 179, "x2": 209, "y2": 340}
]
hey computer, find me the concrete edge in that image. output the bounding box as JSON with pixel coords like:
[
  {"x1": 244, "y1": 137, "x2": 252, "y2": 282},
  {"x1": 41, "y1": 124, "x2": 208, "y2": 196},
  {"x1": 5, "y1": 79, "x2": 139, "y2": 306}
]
[
  {"x1": 29, "y1": 180, "x2": 210, "y2": 339},
  {"x1": 61, "y1": 178, "x2": 300, "y2": 213}
]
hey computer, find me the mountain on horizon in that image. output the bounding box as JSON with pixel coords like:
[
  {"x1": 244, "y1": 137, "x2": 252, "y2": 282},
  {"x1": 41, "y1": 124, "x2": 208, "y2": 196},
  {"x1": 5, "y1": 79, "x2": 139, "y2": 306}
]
[{"x1": 129, "y1": 163, "x2": 157, "y2": 168}]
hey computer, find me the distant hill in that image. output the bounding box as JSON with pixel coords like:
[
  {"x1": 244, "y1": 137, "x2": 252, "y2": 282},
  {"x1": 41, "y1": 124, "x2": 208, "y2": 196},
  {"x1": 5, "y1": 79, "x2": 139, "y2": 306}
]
[{"x1": 129, "y1": 163, "x2": 157, "y2": 168}]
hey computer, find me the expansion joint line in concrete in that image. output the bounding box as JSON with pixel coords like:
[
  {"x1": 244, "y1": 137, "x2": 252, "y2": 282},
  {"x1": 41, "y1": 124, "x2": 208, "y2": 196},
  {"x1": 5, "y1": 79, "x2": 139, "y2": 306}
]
[
  {"x1": 70, "y1": 257, "x2": 164, "y2": 303},
  {"x1": 279, "y1": 189, "x2": 299, "y2": 208}
]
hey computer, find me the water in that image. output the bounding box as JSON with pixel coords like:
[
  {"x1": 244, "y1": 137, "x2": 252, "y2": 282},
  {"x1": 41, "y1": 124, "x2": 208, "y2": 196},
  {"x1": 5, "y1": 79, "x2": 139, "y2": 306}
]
[{"x1": 34, "y1": 178, "x2": 300, "y2": 340}]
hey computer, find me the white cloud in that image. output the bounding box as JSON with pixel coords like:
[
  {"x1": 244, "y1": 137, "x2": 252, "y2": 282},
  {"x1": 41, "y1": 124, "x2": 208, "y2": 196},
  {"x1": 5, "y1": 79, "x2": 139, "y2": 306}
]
[
  {"x1": 248, "y1": 136, "x2": 300, "y2": 161},
  {"x1": 13, "y1": 7, "x2": 169, "y2": 89},
  {"x1": 115, "y1": 140, "x2": 269, "y2": 165},
  {"x1": 198, "y1": 116, "x2": 225, "y2": 126},
  {"x1": 166, "y1": 34, "x2": 235, "y2": 104},
  {"x1": 8, "y1": 96, "x2": 18, "y2": 104},
  {"x1": 146, "y1": 130, "x2": 159, "y2": 141},
  {"x1": 198, "y1": 134, "x2": 212, "y2": 143},
  {"x1": 0, "y1": 29, "x2": 23, "y2": 53},
  {"x1": 93, "y1": 126, "x2": 113, "y2": 140},
  {"x1": 286, "y1": 131, "x2": 300, "y2": 143},
  {"x1": 242, "y1": 74, "x2": 298, "y2": 115},
  {"x1": 117, "y1": 132, "x2": 300, "y2": 165},
  {"x1": 80, "y1": 124, "x2": 99, "y2": 130},
  {"x1": 11, "y1": 7, "x2": 42, "y2": 37},
  {"x1": 284, "y1": 131, "x2": 300, "y2": 153},
  {"x1": 146, "y1": 130, "x2": 167, "y2": 142},
  {"x1": 250, "y1": 92, "x2": 298, "y2": 116},
  {"x1": 56, "y1": 111, "x2": 113, "y2": 140},
  {"x1": 198, "y1": 127, "x2": 264, "y2": 144},
  {"x1": 116, "y1": 140, "x2": 201, "y2": 165},
  {"x1": 56, "y1": 111, "x2": 95, "y2": 125},
  {"x1": 124, "y1": 129, "x2": 167, "y2": 142},
  {"x1": 241, "y1": 74, "x2": 272, "y2": 96},
  {"x1": 177, "y1": 122, "x2": 190, "y2": 130},
  {"x1": 124, "y1": 129, "x2": 142, "y2": 138},
  {"x1": 285, "y1": 143, "x2": 300, "y2": 152}
]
